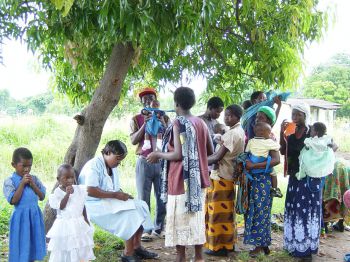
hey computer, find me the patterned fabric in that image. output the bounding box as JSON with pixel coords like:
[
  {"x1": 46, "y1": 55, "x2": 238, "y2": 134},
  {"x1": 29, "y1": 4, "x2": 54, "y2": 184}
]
[
  {"x1": 205, "y1": 179, "x2": 237, "y2": 251},
  {"x1": 284, "y1": 176, "x2": 322, "y2": 257},
  {"x1": 243, "y1": 172, "x2": 272, "y2": 247},
  {"x1": 165, "y1": 190, "x2": 206, "y2": 247},
  {"x1": 160, "y1": 116, "x2": 202, "y2": 212},
  {"x1": 159, "y1": 124, "x2": 172, "y2": 203},
  {"x1": 323, "y1": 159, "x2": 350, "y2": 223}
]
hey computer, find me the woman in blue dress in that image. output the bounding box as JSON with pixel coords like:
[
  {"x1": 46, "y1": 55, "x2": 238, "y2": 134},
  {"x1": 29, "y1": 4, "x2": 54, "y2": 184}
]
[
  {"x1": 78, "y1": 140, "x2": 158, "y2": 262},
  {"x1": 280, "y1": 103, "x2": 322, "y2": 260},
  {"x1": 3, "y1": 147, "x2": 46, "y2": 262}
]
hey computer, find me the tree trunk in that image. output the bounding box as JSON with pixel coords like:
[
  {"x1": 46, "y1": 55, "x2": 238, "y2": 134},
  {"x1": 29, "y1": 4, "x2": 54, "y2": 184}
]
[{"x1": 44, "y1": 42, "x2": 135, "y2": 234}]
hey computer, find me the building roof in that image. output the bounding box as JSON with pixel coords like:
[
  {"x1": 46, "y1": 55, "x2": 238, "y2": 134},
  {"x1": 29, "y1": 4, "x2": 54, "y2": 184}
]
[{"x1": 285, "y1": 98, "x2": 341, "y2": 110}]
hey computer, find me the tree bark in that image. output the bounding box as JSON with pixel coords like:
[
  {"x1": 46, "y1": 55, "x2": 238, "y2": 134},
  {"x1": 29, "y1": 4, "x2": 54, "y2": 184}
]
[{"x1": 44, "y1": 42, "x2": 135, "y2": 234}]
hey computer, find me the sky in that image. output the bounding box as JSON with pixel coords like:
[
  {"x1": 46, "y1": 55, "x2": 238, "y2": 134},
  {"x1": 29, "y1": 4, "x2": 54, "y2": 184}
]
[{"x1": 0, "y1": 0, "x2": 349, "y2": 99}]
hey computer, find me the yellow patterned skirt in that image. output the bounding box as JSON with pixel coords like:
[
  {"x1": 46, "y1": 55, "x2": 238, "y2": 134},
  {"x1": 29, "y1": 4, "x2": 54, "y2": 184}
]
[{"x1": 205, "y1": 178, "x2": 237, "y2": 251}]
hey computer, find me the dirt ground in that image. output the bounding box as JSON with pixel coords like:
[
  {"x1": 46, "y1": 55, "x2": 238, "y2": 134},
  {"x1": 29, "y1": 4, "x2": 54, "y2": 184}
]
[{"x1": 142, "y1": 227, "x2": 350, "y2": 262}]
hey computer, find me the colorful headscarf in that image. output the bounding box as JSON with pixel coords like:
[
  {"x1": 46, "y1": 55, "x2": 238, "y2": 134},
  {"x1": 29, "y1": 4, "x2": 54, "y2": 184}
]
[{"x1": 257, "y1": 106, "x2": 276, "y2": 125}]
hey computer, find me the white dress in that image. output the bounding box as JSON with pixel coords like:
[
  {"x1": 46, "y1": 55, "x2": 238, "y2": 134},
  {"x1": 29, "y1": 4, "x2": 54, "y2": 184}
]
[{"x1": 47, "y1": 185, "x2": 95, "y2": 262}]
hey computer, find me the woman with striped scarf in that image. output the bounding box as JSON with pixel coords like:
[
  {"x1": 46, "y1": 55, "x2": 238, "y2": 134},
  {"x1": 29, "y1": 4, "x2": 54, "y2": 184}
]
[{"x1": 147, "y1": 87, "x2": 213, "y2": 262}]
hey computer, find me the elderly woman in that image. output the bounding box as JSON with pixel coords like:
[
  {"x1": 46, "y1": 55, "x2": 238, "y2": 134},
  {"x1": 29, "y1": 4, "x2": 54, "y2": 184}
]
[
  {"x1": 78, "y1": 140, "x2": 158, "y2": 262},
  {"x1": 280, "y1": 104, "x2": 322, "y2": 260}
]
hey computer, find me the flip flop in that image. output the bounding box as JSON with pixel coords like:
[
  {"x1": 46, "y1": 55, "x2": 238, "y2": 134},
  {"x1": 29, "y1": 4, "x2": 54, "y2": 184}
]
[{"x1": 344, "y1": 253, "x2": 350, "y2": 262}]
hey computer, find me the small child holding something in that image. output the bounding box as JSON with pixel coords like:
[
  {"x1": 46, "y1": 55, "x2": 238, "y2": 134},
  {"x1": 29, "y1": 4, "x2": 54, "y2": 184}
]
[
  {"x1": 47, "y1": 164, "x2": 95, "y2": 262},
  {"x1": 141, "y1": 99, "x2": 166, "y2": 151},
  {"x1": 296, "y1": 122, "x2": 335, "y2": 181},
  {"x1": 3, "y1": 147, "x2": 46, "y2": 262},
  {"x1": 245, "y1": 122, "x2": 282, "y2": 197},
  {"x1": 210, "y1": 123, "x2": 226, "y2": 181}
]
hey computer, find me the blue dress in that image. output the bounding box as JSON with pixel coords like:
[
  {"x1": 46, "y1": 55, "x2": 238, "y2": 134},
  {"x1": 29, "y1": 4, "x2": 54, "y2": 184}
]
[
  {"x1": 78, "y1": 155, "x2": 153, "y2": 240},
  {"x1": 3, "y1": 173, "x2": 46, "y2": 262}
]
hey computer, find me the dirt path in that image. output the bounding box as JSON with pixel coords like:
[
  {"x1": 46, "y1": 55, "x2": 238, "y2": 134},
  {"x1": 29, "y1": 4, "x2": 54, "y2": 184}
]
[{"x1": 143, "y1": 227, "x2": 350, "y2": 261}]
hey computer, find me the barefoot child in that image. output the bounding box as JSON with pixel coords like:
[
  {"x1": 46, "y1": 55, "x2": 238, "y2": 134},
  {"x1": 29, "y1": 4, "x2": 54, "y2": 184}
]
[
  {"x1": 3, "y1": 147, "x2": 46, "y2": 262},
  {"x1": 47, "y1": 164, "x2": 95, "y2": 262}
]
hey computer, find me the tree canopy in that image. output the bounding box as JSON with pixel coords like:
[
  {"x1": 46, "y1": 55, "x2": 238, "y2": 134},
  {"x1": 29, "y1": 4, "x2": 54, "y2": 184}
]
[
  {"x1": 303, "y1": 53, "x2": 350, "y2": 117},
  {"x1": 1, "y1": 0, "x2": 328, "y2": 104}
]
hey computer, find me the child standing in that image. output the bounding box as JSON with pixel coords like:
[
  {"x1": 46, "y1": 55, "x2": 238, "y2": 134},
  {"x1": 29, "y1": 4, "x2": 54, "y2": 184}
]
[
  {"x1": 47, "y1": 164, "x2": 95, "y2": 262},
  {"x1": 245, "y1": 122, "x2": 282, "y2": 197},
  {"x1": 2, "y1": 147, "x2": 46, "y2": 262}
]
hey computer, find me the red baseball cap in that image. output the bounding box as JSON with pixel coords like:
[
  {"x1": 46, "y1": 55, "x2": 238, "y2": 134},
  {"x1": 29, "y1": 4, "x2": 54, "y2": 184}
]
[{"x1": 138, "y1": 87, "x2": 157, "y2": 98}]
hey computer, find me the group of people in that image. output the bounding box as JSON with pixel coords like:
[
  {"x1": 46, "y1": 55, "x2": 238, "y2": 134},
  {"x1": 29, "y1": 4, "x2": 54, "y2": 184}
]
[{"x1": 2, "y1": 87, "x2": 349, "y2": 262}]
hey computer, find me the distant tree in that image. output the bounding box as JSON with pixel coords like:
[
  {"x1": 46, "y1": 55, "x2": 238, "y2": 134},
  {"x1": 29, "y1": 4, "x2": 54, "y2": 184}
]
[
  {"x1": 303, "y1": 53, "x2": 350, "y2": 117},
  {"x1": 25, "y1": 92, "x2": 54, "y2": 114},
  {"x1": 0, "y1": 89, "x2": 11, "y2": 110}
]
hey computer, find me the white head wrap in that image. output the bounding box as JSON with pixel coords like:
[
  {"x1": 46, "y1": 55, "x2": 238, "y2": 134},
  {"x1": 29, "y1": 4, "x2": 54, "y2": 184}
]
[{"x1": 292, "y1": 103, "x2": 310, "y2": 129}]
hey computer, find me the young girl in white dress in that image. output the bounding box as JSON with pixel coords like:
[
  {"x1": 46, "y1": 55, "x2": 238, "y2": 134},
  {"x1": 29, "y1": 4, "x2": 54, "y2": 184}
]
[{"x1": 47, "y1": 164, "x2": 95, "y2": 262}]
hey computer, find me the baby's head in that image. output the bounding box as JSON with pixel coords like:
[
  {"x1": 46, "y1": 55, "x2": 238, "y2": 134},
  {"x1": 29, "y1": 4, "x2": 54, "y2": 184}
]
[
  {"x1": 11, "y1": 147, "x2": 33, "y2": 177},
  {"x1": 242, "y1": 100, "x2": 252, "y2": 110},
  {"x1": 310, "y1": 122, "x2": 327, "y2": 138},
  {"x1": 57, "y1": 164, "x2": 75, "y2": 188},
  {"x1": 150, "y1": 100, "x2": 160, "y2": 109},
  {"x1": 214, "y1": 123, "x2": 226, "y2": 135},
  {"x1": 254, "y1": 122, "x2": 272, "y2": 139}
]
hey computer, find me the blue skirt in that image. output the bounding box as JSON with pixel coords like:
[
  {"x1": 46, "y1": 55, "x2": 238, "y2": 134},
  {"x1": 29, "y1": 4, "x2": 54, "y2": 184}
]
[
  {"x1": 283, "y1": 176, "x2": 322, "y2": 257},
  {"x1": 9, "y1": 205, "x2": 46, "y2": 262},
  {"x1": 244, "y1": 173, "x2": 272, "y2": 247}
]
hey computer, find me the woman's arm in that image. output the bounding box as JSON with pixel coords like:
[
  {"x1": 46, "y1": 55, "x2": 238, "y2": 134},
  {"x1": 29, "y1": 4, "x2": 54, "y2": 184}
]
[
  {"x1": 280, "y1": 120, "x2": 288, "y2": 155},
  {"x1": 206, "y1": 132, "x2": 214, "y2": 156},
  {"x1": 246, "y1": 150, "x2": 280, "y2": 170},
  {"x1": 87, "y1": 186, "x2": 132, "y2": 201},
  {"x1": 207, "y1": 146, "x2": 228, "y2": 165},
  {"x1": 146, "y1": 124, "x2": 182, "y2": 163}
]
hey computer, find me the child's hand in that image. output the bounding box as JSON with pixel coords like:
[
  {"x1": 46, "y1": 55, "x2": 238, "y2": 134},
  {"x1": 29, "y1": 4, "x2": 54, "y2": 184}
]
[
  {"x1": 21, "y1": 174, "x2": 31, "y2": 185},
  {"x1": 245, "y1": 160, "x2": 253, "y2": 171},
  {"x1": 66, "y1": 185, "x2": 74, "y2": 194}
]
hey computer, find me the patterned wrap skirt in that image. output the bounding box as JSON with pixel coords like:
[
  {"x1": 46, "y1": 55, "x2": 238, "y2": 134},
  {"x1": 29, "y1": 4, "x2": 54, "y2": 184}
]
[
  {"x1": 205, "y1": 179, "x2": 237, "y2": 251},
  {"x1": 323, "y1": 159, "x2": 350, "y2": 223},
  {"x1": 243, "y1": 172, "x2": 272, "y2": 247},
  {"x1": 284, "y1": 176, "x2": 322, "y2": 257}
]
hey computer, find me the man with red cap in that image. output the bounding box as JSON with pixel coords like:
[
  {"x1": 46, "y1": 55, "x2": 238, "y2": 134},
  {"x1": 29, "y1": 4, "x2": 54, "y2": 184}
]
[{"x1": 130, "y1": 87, "x2": 168, "y2": 241}]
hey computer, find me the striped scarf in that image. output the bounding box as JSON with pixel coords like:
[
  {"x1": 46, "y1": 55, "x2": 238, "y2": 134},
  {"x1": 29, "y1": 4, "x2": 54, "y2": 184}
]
[{"x1": 160, "y1": 116, "x2": 202, "y2": 212}]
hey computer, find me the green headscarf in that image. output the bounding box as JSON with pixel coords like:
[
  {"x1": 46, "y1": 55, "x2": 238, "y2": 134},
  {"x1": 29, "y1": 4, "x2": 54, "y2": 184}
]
[{"x1": 258, "y1": 106, "x2": 276, "y2": 125}]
